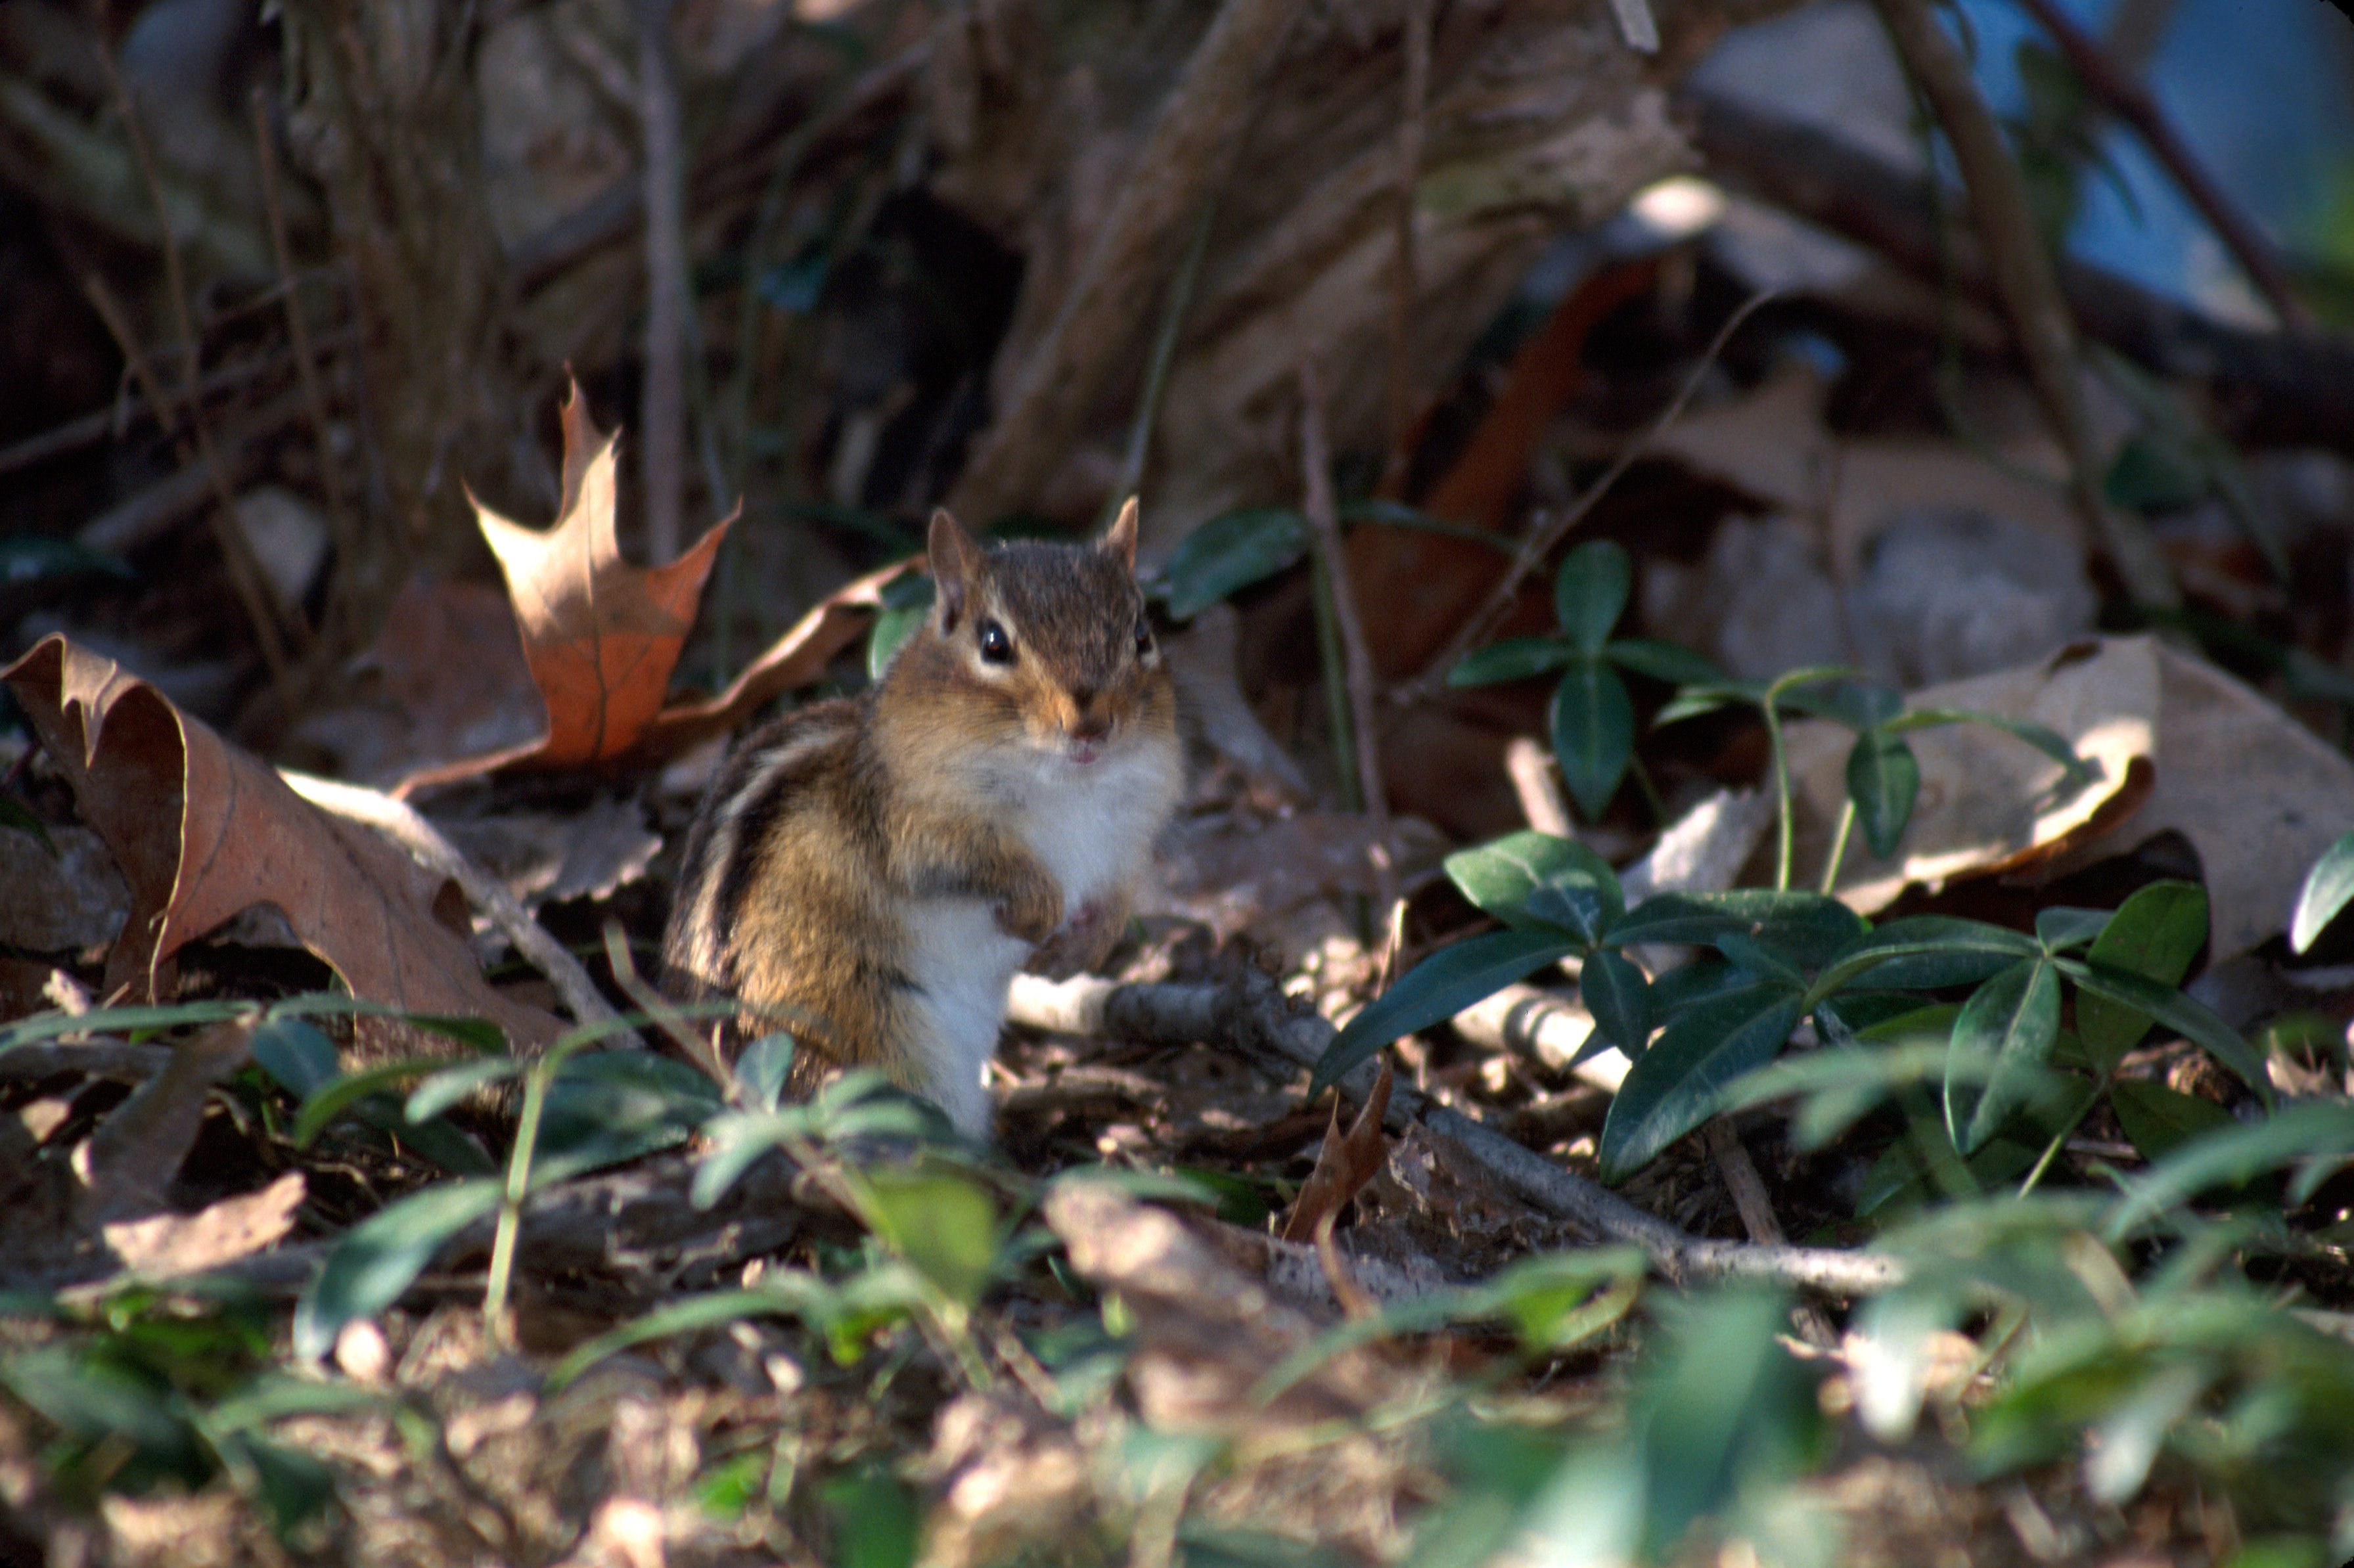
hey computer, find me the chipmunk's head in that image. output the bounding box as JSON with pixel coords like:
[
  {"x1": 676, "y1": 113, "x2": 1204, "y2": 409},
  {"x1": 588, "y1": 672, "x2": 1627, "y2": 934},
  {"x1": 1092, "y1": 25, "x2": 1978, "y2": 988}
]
[{"x1": 910, "y1": 499, "x2": 1171, "y2": 768}]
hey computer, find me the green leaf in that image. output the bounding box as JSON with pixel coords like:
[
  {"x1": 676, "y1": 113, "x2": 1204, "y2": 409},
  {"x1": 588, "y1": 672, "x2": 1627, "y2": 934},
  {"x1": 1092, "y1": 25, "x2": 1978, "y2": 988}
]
[
  {"x1": 1949, "y1": 959, "x2": 2063, "y2": 1154},
  {"x1": 1715, "y1": 930, "x2": 1805, "y2": 989},
  {"x1": 289, "y1": 1056, "x2": 493, "y2": 1148},
  {"x1": 1845, "y1": 728, "x2": 1920, "y2": 859},
  {"x1": 233, "y1": 1434, "x2": 341, "y2": 1534},
  {"x1": 1633, "y1": 1286, "x2": 1821, "y2": 1561},
  {"x1": 0, "y1": 534, "x2": 134, "y2": 586},
  {"x1": 2034, "y1": 906, "x2": 2114, "y2": 953},
  {"x1": 2056, "y1": 956, "x2": 2269, "y2": 1104},
  {"x1": 2108, "y1": 1079, "x2": 2234, "y2": 1165},
  {"x1": 1448, "y1": 636, "x2": 1579, "y2": 688},
  {"x1": 859, "y1": 1169, "x2": 1002, "y2": 1309},
  {"x1": 1479, "y1": 1249, "x2": 1646, "y2": 1353},
  {"x1": 1610, "y1": 889, "x2": 1864, "y2": 973},
  {"x1": 866, "y1": 603, "x2": 928, "y2": 677},
  {"x1": 1814, "y1": 916, "x2": 2041, "y2": 995},
  {"x1": 1443, "y1": 830, "x2": 1621, "y2": 940},
  {"x1": 1896, "y1": 708, "x2": 2095, "y2": 792},
  {"x1": 293, "y1": 1178, "x2": 503, "y2": 1360},
  {"x1": 1601, "y1": 638, "x2": 1728, "y2": 688},
  {"x1": 2104, "y1": 430, "x2": 2209, "y2": 512},
  {"x1": 1580, "y1": 950, "x2": 1652, "y2": 1055},
  {"x1": 535, "y1": 1051, "x2": 726, "y2": 1182},
  {"x1": 1550, "y1": 660, "x2": 1633, "y2": 820},
  {"x1": 403, "y1": 1056, "x2": 528, "y2": 1125},
  {"x1": 1600, "y1": 985, "x2": 1803, "y2": 1182},
  {"x1": 825, "y1": 1468, "x2": 921, "y2": 1568},
  {"x1": 1154, "y1": 507, "x2": 1310, "y2": 619},
  {"x1": 2104, "y1": 1101, "x2": 2354, "y2": 1238},
  {"x1": 2076, "y1": 882, "x2": 2208, "y2": 1074},
  {"x1": 248, "y1": 1017, "x2": 342, "y2": 1098},
  {"x1": 735, "y1": 1032, "x2": 795, "y2": 1112},
  {"x1": 1721, "y1": 1036, "x2": 1957, "y2": 1150},
  {"x1": 1311, "y1": 931, "x2": 1580, "y2": 1096},
  {"x1": 2290, "y1": 831, "x2": 2354, "y2": 954},
  {"x1": 549, "y1": 1276, "x2": 861, "y2": 1391},
  {"x1": 1807, "y1": 680, "x2": 1903, "y2": 732},
  {"x1": 1553, "y1": 540, "x2": 1631, "y2": 656},
  {"x1": 1337, "y1": 497, "x2": 1520, "y2": 554}
]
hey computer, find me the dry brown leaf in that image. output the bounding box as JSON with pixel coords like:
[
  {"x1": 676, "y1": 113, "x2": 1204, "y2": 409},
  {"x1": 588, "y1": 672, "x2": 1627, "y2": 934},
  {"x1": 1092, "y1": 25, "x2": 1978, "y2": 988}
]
[
  {"x1": 1789, "y1": 635, "x2": 2354, "y2": 958},
  {"x1": 1043, "y1": 1181, "x2": 1392, "y2": 1434},
  {"x1": 1280, "y1": 1056, "x2": 1392, "y2": 1243},
  {"x1": 76, "y1": 1021, "x2": 252, "y2": 1224},
  {"x1": 395, "y1": 390, "x2": 897, "y2": 793},
  {"x1": 102, "y1": 1171, "x2": 306, "y2": 1278},
  {"x1": 1646, "y1": 367, "x2": 2083, "y2": 577},
  {"x1": 2020, "y1": 642, "x2": 2354, "y2": 960},
  {"x1": 1785, "y1": 636, "x2": 2158, "y2": 912},
  {"x1": 393, "y1": 385, "x2": 731, "y2": 792},
  {"x1": 629, "y1": 556, "x2": 902, "y2": 760},
  {"x1": 3, "y1": 635, "x2": 560, "y2": 1050},
  {"x1": 306, "y1": 575, "x2": 543, "y2": 786}
]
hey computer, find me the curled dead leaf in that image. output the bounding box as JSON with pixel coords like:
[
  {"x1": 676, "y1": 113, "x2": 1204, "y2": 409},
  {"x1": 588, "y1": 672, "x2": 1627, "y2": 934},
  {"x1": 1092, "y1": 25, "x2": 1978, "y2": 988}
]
[
  {"x1": 394, "y1": 385, "x2": 895, "y2": 793},
  {"x1": 3, "y1": 634, "x2": 560, "y2": 1051}
]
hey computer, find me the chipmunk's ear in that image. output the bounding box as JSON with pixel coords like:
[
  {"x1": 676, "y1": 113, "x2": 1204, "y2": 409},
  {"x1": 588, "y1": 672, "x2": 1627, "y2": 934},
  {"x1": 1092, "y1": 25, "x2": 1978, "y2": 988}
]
[
  {"x1": 928, "y1": 508, "x2": 979, "y2": 627},
  {"x1": 1100, "y1": 496, "x2": 1139, "y2": 570}
]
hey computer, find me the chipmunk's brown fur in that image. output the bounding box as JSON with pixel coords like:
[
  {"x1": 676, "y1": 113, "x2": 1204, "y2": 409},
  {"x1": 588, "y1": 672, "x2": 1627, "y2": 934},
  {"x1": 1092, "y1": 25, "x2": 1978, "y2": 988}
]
[{"x1": 664, "y1": 501, "x2": 1181, "y2": 1134}]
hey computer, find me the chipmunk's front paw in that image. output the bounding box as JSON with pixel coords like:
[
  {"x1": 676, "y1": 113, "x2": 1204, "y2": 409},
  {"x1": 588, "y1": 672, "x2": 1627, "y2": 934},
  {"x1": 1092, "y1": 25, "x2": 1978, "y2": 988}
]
[
  {"x1": 995, "y1": 871, "x2": 1062, "y2": 947},
  {"x1": 1024, "y1": 897, "x2": 1123, "y2": 979}
]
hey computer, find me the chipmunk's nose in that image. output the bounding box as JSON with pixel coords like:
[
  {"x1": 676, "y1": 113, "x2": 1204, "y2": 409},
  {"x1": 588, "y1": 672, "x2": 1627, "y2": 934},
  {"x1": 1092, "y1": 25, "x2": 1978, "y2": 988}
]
[{"x1": 1072, "y1": 711, "x2": 1110, "y2": 743}]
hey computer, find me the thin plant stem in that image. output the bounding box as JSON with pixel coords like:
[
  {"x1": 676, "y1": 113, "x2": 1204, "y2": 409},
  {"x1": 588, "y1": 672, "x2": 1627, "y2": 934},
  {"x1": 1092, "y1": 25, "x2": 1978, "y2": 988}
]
[
  {"x1": 1310, "y1": 554, "x2": 1360, "y2": 815},
  {"x1": 1108, "y1": 196, "x2": 1217, "y2": 526},
  {"x1": 1820, "y1": 796, "x2": 1859, "y2": 896},
  {"x1": 2018, "y1": 1077, "x2": 2106, "y2": 1198},
  {"x1": 1765, "y1": 696, "x2": 1796, "y2": 892}
]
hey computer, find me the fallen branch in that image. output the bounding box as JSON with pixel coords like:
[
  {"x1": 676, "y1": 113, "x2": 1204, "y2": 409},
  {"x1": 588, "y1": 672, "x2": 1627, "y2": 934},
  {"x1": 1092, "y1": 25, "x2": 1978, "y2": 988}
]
[
  {"x1": 282, "y1": 771, "x2": 641, "y2": 1050},
  {"x1": 1008, "y1": 970, "x2": 1906, "y2": 1297}
]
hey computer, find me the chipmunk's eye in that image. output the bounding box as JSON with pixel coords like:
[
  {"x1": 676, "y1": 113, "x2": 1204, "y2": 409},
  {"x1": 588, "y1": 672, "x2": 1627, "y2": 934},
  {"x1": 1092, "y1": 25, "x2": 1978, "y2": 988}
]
[
  {"x1": 977, "y1": 618, "x2": 1014, "y2": 665},
  {"x1": 1133, "y1": 617, "x2": 1154, "y2": 657}
]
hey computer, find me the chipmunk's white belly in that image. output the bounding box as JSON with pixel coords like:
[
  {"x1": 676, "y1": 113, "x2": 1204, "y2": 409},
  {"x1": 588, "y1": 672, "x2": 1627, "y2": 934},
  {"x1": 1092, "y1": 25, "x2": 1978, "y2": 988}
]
[
  {"x1": 900, "y1": 736, "x2": 1179, "y2": 1136},
  {"x1": 900, "y1": 899, "x2": 1028, "y2": 1136},
  {"x1": 1016, "y1": 740, "x2": 1179, "y2": 908}
]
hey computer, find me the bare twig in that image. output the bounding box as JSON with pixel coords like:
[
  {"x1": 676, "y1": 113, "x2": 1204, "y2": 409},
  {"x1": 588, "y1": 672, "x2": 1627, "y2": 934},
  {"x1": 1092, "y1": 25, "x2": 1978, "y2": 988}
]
[
  {"x1": 2009, "y1": 0, "x2": 2306, "y2": 331},
  {"x1": 1503, "y1": 736, "x2": 1572, "y2": 838},
  {"x1": 73, "y1": 391, "x2": 304, "y2": 556},
  {"x1": 1405, "y1": 290, "x2": 1778, "y2": 701},
  {"x1": 1300, "y1": 365, "x2": 1399, "y2": 920},
  {"x1": 280, "y1": 771, "x2": 642, "y2": 1050},
  {"x1": 1872, "y1": 0, "x2": 2179, "y2": 611},
  {"x1": 250, "y1": 89, "x2": 362, "y2": 650},
  {"x1": 1008, "y1": 970, "x2": 1906, "y2": 1296},
  {"x1": 1706, "y1": 1118, "x2": 1837, "y2": 1345},
  {"x1": 78, "y1": 276, "x2": 178, "y2": 439},
  {"x1": 1384, "y1": 0, "x2": 1431, "y2": 480},
  {"x1": 635, "y1": 0, "x2": 688, "y2": 562},
  {"x1": 0, "y1": 334, "x2": 350, "y2": 479},
  {"x1": 947, "y1": 0, "x2": 1309, "y2": 524},
  {"x1": 87, "y1": 17, "x2": 301, "y2": 697},
  {"x1": 1110, "y1": 196, "x2": 1217, "y2": 524}
]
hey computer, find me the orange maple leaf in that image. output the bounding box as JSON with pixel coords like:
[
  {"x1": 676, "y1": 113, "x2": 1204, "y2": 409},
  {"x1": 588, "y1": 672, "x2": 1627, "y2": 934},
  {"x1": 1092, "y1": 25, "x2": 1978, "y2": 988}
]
[
  {"x1": 472, "y1": 384, "x2": 731, "y2": 770},
  {"x1": 393, "y1": 386, "x2": 895, "y2": 795}
]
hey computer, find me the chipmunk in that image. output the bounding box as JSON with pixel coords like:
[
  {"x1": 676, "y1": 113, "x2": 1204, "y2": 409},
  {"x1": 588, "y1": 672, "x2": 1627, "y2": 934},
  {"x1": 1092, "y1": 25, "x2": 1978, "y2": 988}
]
[{"x1": 663, "y1": 499, "x2": 1182, "y2": 1135}]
